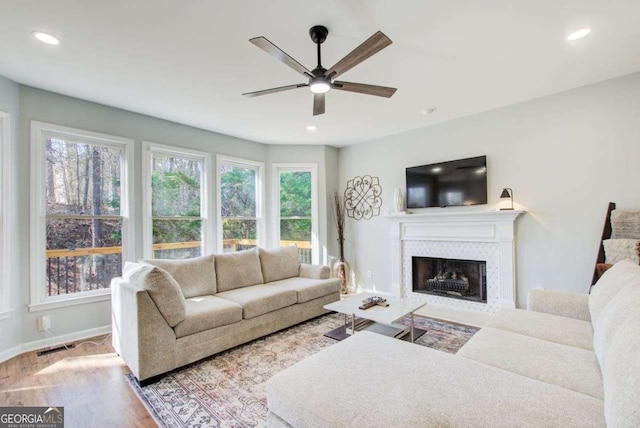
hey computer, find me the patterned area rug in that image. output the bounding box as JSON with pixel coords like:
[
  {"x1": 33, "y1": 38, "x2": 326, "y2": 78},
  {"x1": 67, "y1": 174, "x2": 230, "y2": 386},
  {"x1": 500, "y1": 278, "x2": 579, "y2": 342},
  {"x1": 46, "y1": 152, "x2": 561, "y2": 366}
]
[{"x1": 126, "y1": 313, "x2": 479, "y2": 427}]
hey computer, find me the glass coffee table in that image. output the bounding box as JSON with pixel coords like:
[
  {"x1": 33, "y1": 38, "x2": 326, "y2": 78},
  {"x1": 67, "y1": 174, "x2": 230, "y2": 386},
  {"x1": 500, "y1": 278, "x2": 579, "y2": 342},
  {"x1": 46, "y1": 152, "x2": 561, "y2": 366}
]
[{"x1": 324, "y1": 293, "x2": 426, "y2": 342}]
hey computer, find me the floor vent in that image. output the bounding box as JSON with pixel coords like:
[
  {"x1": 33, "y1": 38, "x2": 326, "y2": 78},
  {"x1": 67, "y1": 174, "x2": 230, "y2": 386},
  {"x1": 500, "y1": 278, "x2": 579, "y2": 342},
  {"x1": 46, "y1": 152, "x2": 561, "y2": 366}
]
[{"x1": 37, "y1": 344, "x2": 75, "y2": 357}]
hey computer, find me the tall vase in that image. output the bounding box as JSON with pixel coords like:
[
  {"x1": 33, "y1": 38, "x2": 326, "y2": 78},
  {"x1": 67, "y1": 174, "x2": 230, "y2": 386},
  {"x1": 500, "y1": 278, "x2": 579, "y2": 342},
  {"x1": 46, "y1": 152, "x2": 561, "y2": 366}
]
[{"x1": 333, "y1": 258, "x2": 351, "y2": 294}]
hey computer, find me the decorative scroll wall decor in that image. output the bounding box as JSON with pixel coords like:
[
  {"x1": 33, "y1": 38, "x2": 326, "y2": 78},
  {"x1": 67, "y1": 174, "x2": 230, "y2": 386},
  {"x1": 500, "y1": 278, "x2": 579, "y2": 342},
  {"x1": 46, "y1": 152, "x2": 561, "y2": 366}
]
[{"x1": 344, "y1": 175, "x2": 383, "y2": 220}]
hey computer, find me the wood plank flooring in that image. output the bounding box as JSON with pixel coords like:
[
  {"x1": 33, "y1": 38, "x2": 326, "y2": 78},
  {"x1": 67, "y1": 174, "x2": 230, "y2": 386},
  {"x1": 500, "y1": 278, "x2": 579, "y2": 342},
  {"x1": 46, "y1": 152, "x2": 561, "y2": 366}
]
[{"x1": 0, "y1": 335, "x2": 156, "y2": 427}]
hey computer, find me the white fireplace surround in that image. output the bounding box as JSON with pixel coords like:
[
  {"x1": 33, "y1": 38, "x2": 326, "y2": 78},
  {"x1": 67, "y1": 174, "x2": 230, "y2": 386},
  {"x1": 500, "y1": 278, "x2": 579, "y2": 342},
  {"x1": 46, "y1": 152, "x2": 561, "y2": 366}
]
[{"x1": 388, "y1": 210, "x2": 524, "y2": 314}]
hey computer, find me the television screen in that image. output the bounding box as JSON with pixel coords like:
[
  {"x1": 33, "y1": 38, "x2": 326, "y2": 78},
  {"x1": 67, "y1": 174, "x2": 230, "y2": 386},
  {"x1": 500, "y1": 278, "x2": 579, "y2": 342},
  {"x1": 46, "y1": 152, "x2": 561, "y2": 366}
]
[{"x1": 406, "y1": 156, "x2": 487, "y2": 208}]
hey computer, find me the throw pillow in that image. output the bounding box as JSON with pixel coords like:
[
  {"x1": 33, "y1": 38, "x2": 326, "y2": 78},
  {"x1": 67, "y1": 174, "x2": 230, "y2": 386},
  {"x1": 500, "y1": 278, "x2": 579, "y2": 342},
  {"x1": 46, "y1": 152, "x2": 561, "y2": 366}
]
[
  {"x1": 215, "y1": 248, "x2": 264, "y2": 292},
  {"x1": 603, "y1": 239, "x2": 640, "y2": 264},
  {"x1": 611, "y1": 210, "x2": 640, "y2": 239},
  {"x1": 259, "y1": 246, "x2": 301, "y2": 283},
  {"x1": 123, "y1": 262, "x2": 186, "y2": 327},
  {"x1": 142, "y1": 254, "x2": 216, "y2": 298}
]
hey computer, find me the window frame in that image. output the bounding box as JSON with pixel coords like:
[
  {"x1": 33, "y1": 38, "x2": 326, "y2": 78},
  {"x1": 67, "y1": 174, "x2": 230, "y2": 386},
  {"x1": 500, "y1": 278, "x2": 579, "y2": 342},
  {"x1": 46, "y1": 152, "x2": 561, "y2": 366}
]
[
  {"x1": 29, "y1": 121, "x2": 134, "y2": 312},
  {"x1": 271, "y1": 163, "x2": 319, "y2": 264},
  {"x1": 216, "y1": 155, "x2": 265, "y2": 253},
  {"x1": 142, "y1": 141, "x2": 212, "y2": 259},
  {"x1": 0, "y1": 111, "x2": 9, "y2": 319}
]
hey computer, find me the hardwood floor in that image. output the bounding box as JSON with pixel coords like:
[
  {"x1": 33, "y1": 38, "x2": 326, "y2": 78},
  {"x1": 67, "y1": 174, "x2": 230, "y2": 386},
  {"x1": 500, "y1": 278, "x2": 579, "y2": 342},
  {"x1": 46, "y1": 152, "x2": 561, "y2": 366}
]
[{"x1": 0, "y1": 335, "x2": 156, "y2": 427}]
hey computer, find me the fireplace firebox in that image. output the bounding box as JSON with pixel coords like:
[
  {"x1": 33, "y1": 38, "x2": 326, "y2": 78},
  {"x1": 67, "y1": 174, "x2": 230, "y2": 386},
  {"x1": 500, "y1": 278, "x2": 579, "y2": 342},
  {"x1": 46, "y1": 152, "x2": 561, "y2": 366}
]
[{"x1": 412, "y1": 256, "x2": 487, "y2": 303}]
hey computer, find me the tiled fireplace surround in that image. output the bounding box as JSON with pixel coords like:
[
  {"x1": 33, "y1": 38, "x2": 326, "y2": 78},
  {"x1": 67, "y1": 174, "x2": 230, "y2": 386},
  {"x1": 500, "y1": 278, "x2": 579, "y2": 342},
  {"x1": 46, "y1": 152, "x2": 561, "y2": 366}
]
[{"x1": 388, "y1": 210, "x2": 524, "y2": 314}]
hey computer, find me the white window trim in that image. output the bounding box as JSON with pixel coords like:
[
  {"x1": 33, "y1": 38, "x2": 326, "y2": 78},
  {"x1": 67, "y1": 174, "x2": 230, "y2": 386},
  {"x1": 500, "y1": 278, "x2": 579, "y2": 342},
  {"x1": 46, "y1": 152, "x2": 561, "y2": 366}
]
[
  {"x1": 271, "y1": 163, "x2": 319, "y2": 264},
  {"x1": 0, "y1": 111, "x2": 11, "y2": 320},
  {"x1": 142, "y1": 141, "x2": 212, "y2": 259},
  {"x1": 29, "y1": 121, "x2": 134, "y2": 312},
  {"x1": 216, "y1": 155, "x2": 266, "y2": 253}
]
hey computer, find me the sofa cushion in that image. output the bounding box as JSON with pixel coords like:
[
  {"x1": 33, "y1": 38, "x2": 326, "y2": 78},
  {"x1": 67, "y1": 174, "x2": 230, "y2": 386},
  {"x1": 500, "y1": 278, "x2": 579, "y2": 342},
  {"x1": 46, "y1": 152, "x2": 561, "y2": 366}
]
[
  {"x1": 173, "y1": 295, "x2": 243, "y2": 338},
  {"x1": 589, "y1": 259, "x2": 640, "y2": 324},
  {"x1": 259, "y1": 246, "x2": 301, "y2": 283},
  {"x1": 593, "y1": 278, "x2": 640, "y2": 369},
  {"x1": 458, "y1": 327, "x2": 603, "y2": 399},
  {"x1": 216, "y1": 284, "x2": 297, "y2": 319},
  {"x1": 215, "y1": 248, "x2": 264, "y2": 292},
  {"x1": 123, "y1": 262, "x2": 186, "y2": 327},
  {"x1": 603, "y1": 311, "x2": 640, "y2": 427},
  {"x1": 268, "y1": 277, "x2": 340, "y2": 303},
  {"x1": 142, "y1": 254, "x2": 216, "y2": 298},
  {"x1": 267, "y1": 331, "x2": 605, "y2": 428},
  {"x1": 486, "y1": 308, "x2": 593, "y2": 350}
]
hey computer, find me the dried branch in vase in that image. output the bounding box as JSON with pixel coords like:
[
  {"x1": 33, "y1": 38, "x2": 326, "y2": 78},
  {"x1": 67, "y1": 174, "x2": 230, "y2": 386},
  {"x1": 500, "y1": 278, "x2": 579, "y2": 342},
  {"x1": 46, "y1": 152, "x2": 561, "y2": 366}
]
[{"x1": 332, "y1": 190, "x2": 346, "y2": 260}]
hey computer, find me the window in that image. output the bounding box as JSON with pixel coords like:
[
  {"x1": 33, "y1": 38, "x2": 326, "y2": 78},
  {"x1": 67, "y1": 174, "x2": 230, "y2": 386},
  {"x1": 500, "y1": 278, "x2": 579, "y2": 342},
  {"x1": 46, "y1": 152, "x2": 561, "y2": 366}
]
[
  {"x1": 143, "y1": 142, "x2": 211, "y2": 259},
  {"x1": 30, "y1": 122, "x2": 133, "y2": 310},
  {"x1": 217, "y1": 155, "x2": 265, "y2": 253},
  {"x1": 0, "y1": 111, "x2": 8, "y2": 319},
  {"x1": 273, "y1": 164, "x2": 318, "y2": 264}
]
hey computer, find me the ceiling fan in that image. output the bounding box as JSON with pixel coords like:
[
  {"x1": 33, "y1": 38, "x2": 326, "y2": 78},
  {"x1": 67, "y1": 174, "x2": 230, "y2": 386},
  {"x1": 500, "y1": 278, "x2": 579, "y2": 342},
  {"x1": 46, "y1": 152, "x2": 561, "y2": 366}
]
[{"x1": 243, "y1": 25, "x2": 397, "y2": 116}]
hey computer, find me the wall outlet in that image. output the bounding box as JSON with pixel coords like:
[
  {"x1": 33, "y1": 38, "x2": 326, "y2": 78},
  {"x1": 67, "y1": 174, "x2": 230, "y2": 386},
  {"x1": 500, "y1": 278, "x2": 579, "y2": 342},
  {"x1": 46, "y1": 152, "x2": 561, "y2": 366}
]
[
  {"x1": 366, "y1": 270, "x2": 372, "y2": 279},
  {"x1": 37, "y1": 315, "x2": 51, "y2": 332}
]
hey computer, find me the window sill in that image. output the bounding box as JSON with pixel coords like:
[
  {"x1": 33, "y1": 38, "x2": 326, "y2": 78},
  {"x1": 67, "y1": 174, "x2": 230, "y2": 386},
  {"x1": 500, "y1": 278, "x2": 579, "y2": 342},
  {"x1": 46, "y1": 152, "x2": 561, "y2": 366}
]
[
  {"x1": 0, "y1": 309, "x2": 14, "y2": 320},
  {"x1": 28, "y1": 290, "x2": 111, "y2": 312}
]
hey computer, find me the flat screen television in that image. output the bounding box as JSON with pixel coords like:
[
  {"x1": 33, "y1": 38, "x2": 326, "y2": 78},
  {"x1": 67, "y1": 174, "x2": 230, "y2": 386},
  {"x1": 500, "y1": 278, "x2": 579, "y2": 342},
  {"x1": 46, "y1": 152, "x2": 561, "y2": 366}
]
[{"x1": 406, "y1": 156, "x2": 487, "y2": 208}]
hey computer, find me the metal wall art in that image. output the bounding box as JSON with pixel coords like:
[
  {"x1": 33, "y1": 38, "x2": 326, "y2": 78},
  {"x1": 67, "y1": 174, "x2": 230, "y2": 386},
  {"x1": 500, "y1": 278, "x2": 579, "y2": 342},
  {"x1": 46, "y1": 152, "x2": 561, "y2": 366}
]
[{"x1": 344, "y1": 175, "x2": 383, "y2": 220}]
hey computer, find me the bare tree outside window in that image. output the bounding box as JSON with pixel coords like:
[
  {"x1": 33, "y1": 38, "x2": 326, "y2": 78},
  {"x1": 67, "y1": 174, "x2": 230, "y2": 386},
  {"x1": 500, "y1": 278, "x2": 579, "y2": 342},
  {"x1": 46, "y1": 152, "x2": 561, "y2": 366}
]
[{"x1": 45, "y1": 138, "x2": 123, "y2": 296}]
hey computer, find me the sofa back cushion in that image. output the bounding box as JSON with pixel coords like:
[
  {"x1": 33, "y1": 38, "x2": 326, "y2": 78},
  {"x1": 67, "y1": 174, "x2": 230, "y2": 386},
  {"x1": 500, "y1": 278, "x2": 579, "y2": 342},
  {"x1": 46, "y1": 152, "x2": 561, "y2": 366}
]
[
  {"x1": 259, "y1": 246, "x2": 301, "y2": 283},
  {"x1": 123, "y1": 262, "x2": 186, "y2": 327},
  {"x1": 142, "y1": 254, "x2": 216, "y2": 298},
  {"x1": 593, "y1": 279, "x2": 640, "y2": 369},
  {"x1": 589, "y1": 259, "x2": 640, "y2": 324},
  {"x1": 215, "y1": 248, "x2": 264, "y2": 292},
  {"x1": 603, "y1": 311, "x2": 640, "y2": 427}
]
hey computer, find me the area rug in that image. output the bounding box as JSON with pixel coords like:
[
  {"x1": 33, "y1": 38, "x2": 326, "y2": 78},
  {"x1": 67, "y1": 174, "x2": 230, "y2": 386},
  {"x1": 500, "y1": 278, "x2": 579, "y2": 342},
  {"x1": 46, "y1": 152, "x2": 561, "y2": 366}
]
[{"x1": 126, "y1": 313, "x2": 479, "y2": 428}]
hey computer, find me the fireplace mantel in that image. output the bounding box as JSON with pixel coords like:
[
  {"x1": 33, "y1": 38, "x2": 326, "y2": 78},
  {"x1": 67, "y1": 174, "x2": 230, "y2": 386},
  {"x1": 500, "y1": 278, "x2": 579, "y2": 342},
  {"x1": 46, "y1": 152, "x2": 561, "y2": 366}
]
[{"x1": 387, "y1": 209, "x2": 525, "y2": 313}]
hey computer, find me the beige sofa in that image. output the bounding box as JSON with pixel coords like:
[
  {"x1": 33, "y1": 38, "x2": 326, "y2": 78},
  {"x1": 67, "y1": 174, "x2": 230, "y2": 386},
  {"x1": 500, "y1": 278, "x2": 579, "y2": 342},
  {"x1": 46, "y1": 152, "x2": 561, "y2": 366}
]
[
  {"x1": 111, "y1": 246, "x2": 340, "y2": 384},
  {"x1": 266, "y1": 259, "x2": 640, "y2": 427}
]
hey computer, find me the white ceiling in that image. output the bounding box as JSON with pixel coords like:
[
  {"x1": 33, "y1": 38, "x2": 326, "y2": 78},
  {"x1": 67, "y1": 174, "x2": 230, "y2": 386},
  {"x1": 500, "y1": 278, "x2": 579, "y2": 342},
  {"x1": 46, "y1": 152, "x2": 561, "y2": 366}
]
[{"x1": 1, "y1": 1, "x2": 639, "y2": 147}]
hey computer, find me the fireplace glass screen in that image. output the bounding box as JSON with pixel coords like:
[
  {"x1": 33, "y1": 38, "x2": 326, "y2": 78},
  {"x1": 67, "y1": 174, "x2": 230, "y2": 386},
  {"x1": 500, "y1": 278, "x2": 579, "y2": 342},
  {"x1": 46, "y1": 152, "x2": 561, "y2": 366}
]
[{"x1": 412, "y1": 256, "x2": 487, "y2": 303}]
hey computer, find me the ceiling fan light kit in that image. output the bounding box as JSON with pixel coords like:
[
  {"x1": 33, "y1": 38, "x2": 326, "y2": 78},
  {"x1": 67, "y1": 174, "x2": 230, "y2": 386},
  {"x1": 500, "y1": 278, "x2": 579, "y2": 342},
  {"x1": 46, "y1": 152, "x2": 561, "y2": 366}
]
[{"x1": 243, "y1": 25, "x2": 397, "y2": 116}]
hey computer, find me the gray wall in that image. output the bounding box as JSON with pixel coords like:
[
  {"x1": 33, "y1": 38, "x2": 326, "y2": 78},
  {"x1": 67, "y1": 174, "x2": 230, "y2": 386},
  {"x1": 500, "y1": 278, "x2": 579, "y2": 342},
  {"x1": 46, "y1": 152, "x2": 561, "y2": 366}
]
[
  {"x1": 2, "y1": 85, "x2": 338, "y2": 351},
  {"x1": 339, "y1": 72, "x2": 640, "y2": 307},
  {"x1": 0, "y1": 75, "x2": 22, "y2": 353}
]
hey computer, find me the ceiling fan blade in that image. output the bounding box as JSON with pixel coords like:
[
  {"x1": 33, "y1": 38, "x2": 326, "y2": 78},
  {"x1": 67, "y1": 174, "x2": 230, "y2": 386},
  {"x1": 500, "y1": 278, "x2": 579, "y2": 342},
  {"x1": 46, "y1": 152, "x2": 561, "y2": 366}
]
[
  {"x1": 243, "y1": 83, "x2": 307, "y2": 97},
  {"x1": 313, "y1": 93, "x2": 325, "y2": 116},
  {"x1": 333, "y1": 81, "x2": 397, "y2": 98},
  {"x1": 325, "y1": 31, "x2": 392, "y2": 79},
  {"x1": 250, "y1": 36, "x2": 313, "y2": 78}
]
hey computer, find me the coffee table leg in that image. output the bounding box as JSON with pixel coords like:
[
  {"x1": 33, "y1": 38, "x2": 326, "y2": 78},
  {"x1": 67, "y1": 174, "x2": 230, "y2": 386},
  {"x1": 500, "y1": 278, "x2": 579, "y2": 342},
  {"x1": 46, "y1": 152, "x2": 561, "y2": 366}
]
[{"x1": 410, "y1": 312, "x2": 414, "y2": 343}]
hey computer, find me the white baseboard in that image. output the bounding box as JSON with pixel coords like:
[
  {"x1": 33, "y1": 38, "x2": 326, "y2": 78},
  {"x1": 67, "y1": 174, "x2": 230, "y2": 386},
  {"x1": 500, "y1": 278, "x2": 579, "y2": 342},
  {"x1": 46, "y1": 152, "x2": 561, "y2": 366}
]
[
  {"x1": 0, "y1": 325, "x2": 112, "y2": 364},
  {"x1": 360, "y1": 288, "x2": 393, "y2": 297}
]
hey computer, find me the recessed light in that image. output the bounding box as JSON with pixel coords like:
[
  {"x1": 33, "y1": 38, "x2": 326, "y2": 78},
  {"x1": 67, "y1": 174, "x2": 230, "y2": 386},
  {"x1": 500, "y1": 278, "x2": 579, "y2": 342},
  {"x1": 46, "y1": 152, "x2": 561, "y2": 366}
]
[
  {"x1": 420, "y1": 108, "x2": 437, "y2": 116},
  {"x1": 306, "y1": 125, "x2": 317, "y2": 132},
  {"x1": 567, "y1": 28, "x2": 591, "y2": 41},
  {"x1": 33, "y1": 31, "x2": 60, "y2": 45},
  {"x1": 431, "y1": 167, "x2": 442, "y2": 173}
]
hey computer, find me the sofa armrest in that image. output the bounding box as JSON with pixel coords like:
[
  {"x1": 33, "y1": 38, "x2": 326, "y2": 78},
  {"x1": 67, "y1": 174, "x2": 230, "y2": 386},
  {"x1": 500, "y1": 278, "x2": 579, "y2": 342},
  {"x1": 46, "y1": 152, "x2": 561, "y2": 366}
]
[
  {"x1": 527, "y1": 288, "x2": 591, "y2": 321},
  {"x1": 111, "y1": 277, "x2": 177, "y2": 382},
  {"x1": 299, "y1": 263, "x2": 330, "y2": 279}
]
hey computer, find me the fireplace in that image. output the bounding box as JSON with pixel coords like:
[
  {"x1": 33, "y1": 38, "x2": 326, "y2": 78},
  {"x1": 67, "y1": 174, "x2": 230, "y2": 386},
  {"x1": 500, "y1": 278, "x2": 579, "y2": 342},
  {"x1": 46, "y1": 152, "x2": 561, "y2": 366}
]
[
  {"x1": 388, "y1": 210, "x2": 523, "y2": 314},
  {"x1": 412, "y1": 257, "x2": 487, "y2": 303}
]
